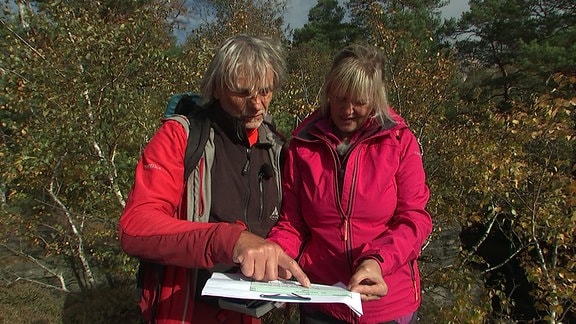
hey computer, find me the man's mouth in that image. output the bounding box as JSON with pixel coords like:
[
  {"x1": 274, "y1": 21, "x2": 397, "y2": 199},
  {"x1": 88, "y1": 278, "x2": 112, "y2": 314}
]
[{"x1": 244, "y1": 113, "x2": 263, "y2": 119}]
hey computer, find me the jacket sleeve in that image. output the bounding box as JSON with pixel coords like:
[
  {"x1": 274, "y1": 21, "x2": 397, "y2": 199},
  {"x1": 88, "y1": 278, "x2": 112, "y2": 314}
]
[
  {"x1": 266, "y1": 141, "x2": 309, "y2": 258},
  {"x1": 356, "y1": 128, "x2": 433, "y2": 276},
  {"x1": 118, "y1": 120, "x2": 246, "y2": 269}
]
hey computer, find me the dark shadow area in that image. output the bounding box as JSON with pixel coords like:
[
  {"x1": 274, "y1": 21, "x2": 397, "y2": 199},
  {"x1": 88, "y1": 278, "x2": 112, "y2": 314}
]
[
  {"x1": 62, "y1": 281, "x2": 144, "y2": 324},
  {"x1": 460, "y1": 221, "x2": 539, "y2": 322}
]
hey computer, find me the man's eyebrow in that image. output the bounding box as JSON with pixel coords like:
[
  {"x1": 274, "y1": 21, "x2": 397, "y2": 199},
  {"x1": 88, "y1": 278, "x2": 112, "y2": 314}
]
[
  {"x1": 231, "y1": 88, "x2": 251, "y2": 95},
  {"x1": 232, "y1": 87, "x2": 272, "y2": 96}
]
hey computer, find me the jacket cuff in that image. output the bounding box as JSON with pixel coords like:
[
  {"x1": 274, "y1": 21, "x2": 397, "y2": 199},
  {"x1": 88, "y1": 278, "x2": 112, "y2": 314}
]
[
  {"x1": 218, "y1": 221, "x2": 248, "y2": 265},
  {"x1": 353, "y1": 250, "x2": 384, "y2": 271}
]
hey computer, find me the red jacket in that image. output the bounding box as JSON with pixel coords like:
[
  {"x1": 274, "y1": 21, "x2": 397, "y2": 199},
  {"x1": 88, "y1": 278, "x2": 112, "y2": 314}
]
[
  {"x1": 267, "y1": 110, "x2": 432, "y2": 324},
  {"x1": 119, "y1": 106, "x2": 284, "y2": 323}
]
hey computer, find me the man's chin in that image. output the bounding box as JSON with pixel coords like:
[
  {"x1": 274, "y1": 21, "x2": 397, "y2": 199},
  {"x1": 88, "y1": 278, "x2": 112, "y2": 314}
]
[
  {"x1": 245, "y1": 122, "x2": 262, "y2": 130},
  {"x1": 244, "y1": 117, "x2": 263, "y2": 129}
]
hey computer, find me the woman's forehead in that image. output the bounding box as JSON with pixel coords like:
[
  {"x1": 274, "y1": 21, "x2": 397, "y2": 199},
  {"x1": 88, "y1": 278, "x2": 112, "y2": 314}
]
[{"x1": 330, "y1": 83, "x2": 368, "y2": 99}]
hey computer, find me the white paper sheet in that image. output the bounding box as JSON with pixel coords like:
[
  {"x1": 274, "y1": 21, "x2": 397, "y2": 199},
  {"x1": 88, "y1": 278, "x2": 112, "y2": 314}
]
[{"x1": 201, "y1": 272, "x2": 363, "y2": 316}]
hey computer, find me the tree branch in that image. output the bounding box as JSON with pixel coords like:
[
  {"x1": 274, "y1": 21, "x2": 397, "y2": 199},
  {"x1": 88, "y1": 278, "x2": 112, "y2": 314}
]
[
  {"x1": 48, "y1": 154, "x2": 95, "y2": 288},
  {"x1": 463, "y1": 211, "x2": 500, "y2": 265},
  {"x1": 481, "y1": 243, "x2": 529, "y2": 274},
  {"x1": 0, "y1": 242, "x2": 69, "y2": 292}
]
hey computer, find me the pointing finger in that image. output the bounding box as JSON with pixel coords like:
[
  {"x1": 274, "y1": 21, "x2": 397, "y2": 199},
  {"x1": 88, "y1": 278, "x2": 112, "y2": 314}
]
[{"x1": 278, "y1": 253, "x2": 310, "y2": 287}]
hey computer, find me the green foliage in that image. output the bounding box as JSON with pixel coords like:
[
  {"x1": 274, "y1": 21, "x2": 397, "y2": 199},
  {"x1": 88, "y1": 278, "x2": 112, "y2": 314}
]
[
  {"x1": 292, "y1": 0, "x2": 364, "y2": 50},
  {"x1": 421, "y1": 265, "x2": 492, "y2": 323},
  {"x1": 446, "y1": 0, "x2": 576, "y2": 105},
  {"x1": 273, "y1": 43, "x2": 332, "y2": 137},
  {"x1": 440, "y1": 74, "x2": 575, "y2": 321},
  {"x1": 1, "y1": 0, "x2": 574, "y2": 322},
  {"x1": 186, "y1": 0, "x2": 288, "y2": 46},
  {"x1": 1, "y1": 0, "x2": 183, "y2": 290},
  {"x1": 348, "y1": 0, "x2": 446, "y2": 52}
]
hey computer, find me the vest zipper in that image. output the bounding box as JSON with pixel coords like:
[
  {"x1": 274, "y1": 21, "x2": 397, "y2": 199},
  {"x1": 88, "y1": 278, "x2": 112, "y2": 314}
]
[
  {"x1": 258, "y1": 172, "x2": 265, "y2": 221},
  {"x1": 242, "y1": 147, "x2": 251, "y2": 229},
  {"x1": 241, "y1": 147, "x2": 251, "y2": 175}
]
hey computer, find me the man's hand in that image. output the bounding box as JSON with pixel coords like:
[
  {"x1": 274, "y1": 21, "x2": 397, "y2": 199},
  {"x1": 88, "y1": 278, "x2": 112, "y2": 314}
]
[
  {"x1": 347, "y1": 258, "x2": 388, "y2": 301},
  {"x1": 232, "y1": 231, "x2": 310, "y2": 287}
]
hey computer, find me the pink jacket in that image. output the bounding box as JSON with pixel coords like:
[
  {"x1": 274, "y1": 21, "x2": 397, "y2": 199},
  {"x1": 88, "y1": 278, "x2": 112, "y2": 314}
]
[{"x1": 267, "y1": 110, "x2": 432, "y2": 324}]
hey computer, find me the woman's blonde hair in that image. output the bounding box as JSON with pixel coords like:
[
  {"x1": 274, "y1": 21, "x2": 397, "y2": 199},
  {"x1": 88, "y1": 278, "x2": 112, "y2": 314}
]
[
  {"x1": 319, "y1": 44, "x2": 392, "y2": 123},
  {"x1": 200, "y1": 34, "x2": 287, "y2": 104}
]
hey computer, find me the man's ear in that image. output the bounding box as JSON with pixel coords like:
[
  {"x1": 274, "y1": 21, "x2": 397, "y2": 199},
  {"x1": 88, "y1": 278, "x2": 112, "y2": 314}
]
[{"x1": 213, "y1": 86, "x2": 222, "y2": 100}]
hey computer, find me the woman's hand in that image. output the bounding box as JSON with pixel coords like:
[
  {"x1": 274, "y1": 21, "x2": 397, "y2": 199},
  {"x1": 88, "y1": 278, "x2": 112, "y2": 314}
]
[{"x1": 347, "y1": 258, "x2": 388, "y2": 301}]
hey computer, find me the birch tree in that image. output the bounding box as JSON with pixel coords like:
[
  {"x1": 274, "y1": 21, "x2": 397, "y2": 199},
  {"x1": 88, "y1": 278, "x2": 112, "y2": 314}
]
[{"x1": 1, "y1": 0, "x2": 182, "y2": 290}]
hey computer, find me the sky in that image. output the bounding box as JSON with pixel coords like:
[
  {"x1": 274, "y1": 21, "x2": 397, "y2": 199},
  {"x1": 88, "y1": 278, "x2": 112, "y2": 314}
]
[
  {"x1": 283, "y1": 0, "x2": 470, "y2": 30},
  {"x1": 174, "y1": 1, "x2": 471, "y2": 43}
]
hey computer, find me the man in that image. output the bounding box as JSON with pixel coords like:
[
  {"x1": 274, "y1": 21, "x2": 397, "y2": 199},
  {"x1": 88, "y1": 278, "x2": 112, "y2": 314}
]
[{"x1": 119, "y1": 34, "x2": 309, "y2": 324}]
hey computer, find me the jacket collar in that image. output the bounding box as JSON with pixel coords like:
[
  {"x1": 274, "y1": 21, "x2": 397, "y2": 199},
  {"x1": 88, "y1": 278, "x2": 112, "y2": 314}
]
[{"x1": 207, "y1": 101, "x2": 279, "y2": 147}]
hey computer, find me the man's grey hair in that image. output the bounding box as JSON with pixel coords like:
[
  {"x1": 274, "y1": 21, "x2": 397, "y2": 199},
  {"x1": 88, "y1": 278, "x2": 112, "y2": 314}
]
[{"x1": 200, "y1": 34, "x2": 287, "y2": 104}]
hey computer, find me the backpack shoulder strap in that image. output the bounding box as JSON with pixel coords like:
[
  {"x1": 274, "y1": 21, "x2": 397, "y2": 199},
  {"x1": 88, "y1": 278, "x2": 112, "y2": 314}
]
[
  {"x1": 165, "y1": 115, "x2": 190, "y2": 136},
  {"x1": 163, "y1": 112, "x2": 211, "y2": 181},
  {"x1": 183, "y1": 113, "x2": 211, "y2": 181}
]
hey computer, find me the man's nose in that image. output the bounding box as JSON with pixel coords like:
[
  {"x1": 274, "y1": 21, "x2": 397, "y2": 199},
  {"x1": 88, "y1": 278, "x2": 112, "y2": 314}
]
[{"x1": 247, "y1": 93, "x2": 264, "y2": 106}]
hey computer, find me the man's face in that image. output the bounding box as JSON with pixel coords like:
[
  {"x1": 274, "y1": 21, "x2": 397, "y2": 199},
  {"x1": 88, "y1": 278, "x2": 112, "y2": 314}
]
[{"x1": 215, "y1": 70, "x2": 274, "y2": 130}]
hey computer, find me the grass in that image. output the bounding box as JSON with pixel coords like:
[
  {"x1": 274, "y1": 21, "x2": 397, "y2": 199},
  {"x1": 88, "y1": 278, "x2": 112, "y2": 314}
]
[
  {"x1": 0, "y1": 281, "x2": 65, "y2": 323},
  {"x1": 0, "y1": 281, "x2": 143, "y2": 323},
  {"x1": 0, "y1": 280, "x2": 298, "y2": 323}
]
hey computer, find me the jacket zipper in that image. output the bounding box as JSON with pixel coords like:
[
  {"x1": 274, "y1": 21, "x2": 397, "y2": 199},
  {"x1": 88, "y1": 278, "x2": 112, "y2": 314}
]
[
  {"x1": 334, "y1": 140, "x2": 363, "y2": 324},
  {"x1": 329, "y1": 146, "x2": 347, "y2": 242},
  {"x1": 410, "y1": 260, "x2": 418, "y2": 301},
  {"x1": 345, "y1": 152, "x2": 360, "y2": 322},
  {"x1": 328, "y1": 141, "x2": 357, "y2": 324}
]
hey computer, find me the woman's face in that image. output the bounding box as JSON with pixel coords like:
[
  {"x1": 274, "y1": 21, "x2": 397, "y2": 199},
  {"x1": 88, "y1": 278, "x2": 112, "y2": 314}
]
[{"x1": 328, "y1": 92, "x2": 372, "y2": 139}]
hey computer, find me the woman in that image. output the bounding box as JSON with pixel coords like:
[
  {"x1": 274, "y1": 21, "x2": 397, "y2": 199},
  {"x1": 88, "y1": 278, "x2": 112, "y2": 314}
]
[{"x1": 267, "y1": 44, "x2": 432, "y2": 324}]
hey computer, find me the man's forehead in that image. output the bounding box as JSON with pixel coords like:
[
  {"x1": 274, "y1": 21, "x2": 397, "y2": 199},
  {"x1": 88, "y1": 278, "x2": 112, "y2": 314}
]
[{"x1": 235, "y1": 68, "x2": 274, "y2": 84}]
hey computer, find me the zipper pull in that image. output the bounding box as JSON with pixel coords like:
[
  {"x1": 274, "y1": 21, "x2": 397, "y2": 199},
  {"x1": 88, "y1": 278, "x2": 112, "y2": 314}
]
[
  {"x1": 410, "y1": 263, "x2": 419, "y2": 301},
  {"x1": 241, "y1": 148, "x2": 251, "y2": 175},
  {"x1": 341, "y1": 219, "x2": 348, "y2": 241}
]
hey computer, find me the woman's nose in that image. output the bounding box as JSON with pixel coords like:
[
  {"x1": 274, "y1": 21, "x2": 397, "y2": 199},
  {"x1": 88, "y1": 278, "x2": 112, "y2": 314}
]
[{"x1": 342, "y1": 101, "x2": 355, "y2": 114}]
